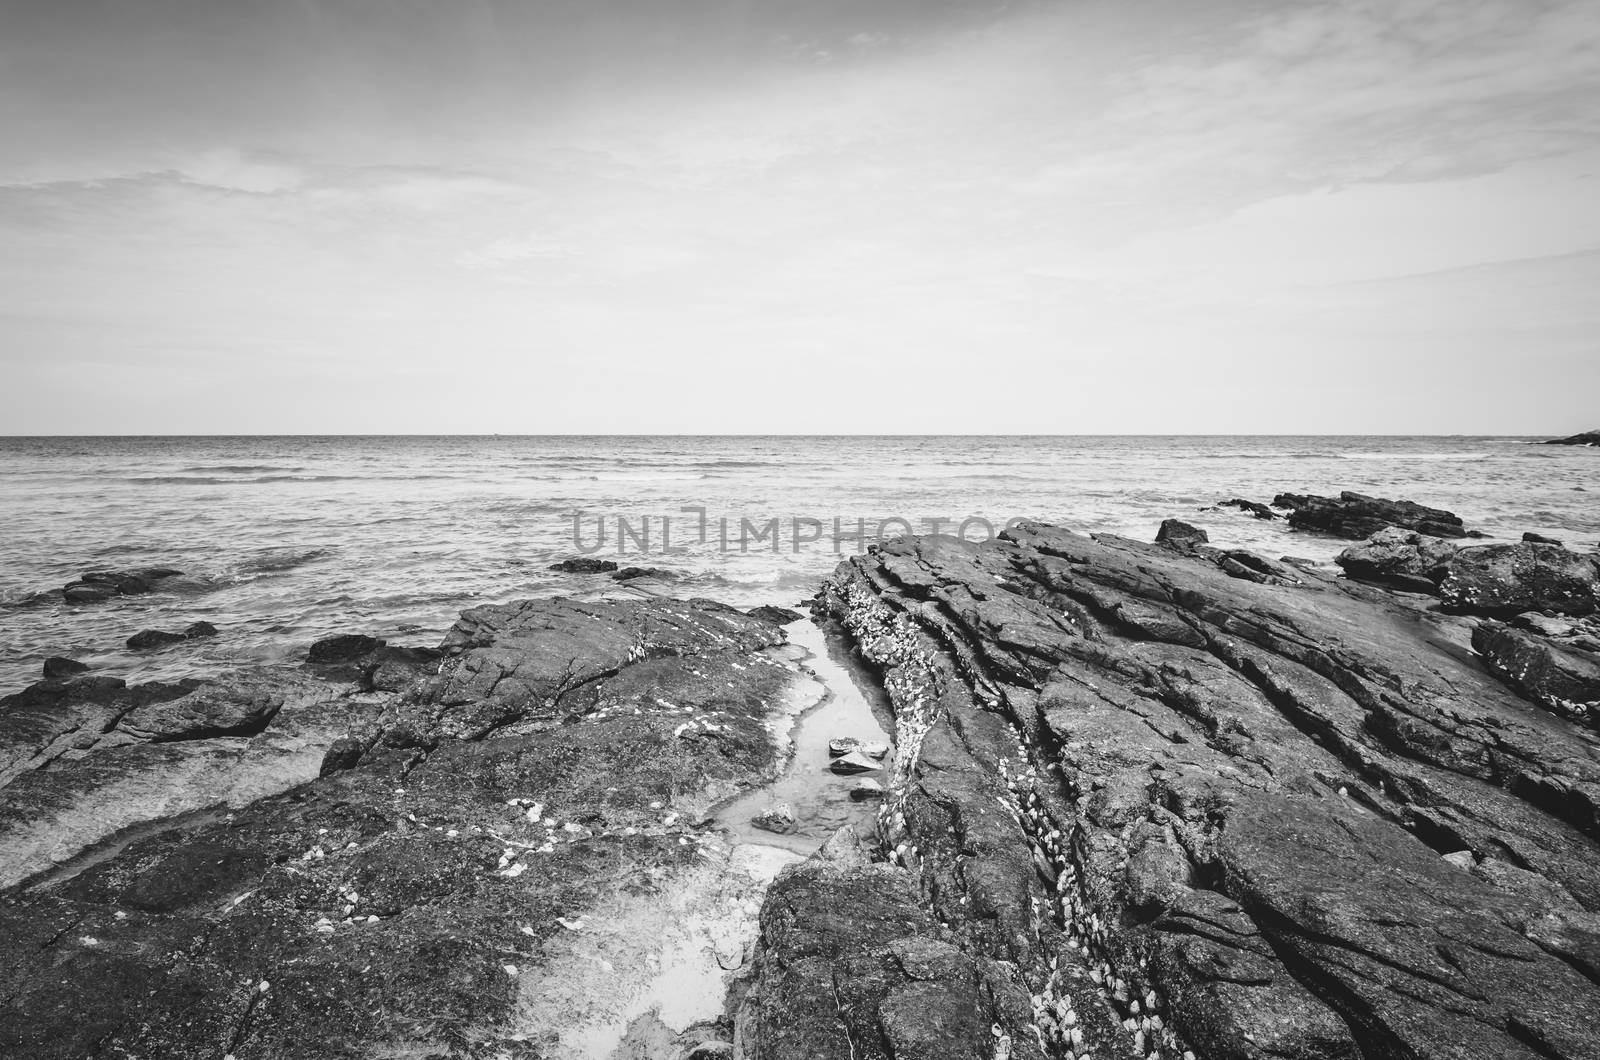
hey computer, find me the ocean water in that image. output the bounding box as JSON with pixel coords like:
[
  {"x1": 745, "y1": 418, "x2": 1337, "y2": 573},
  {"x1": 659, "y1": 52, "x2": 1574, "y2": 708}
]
[{"x1": 1, "y1": 435, "x2": 1596, "y2": 694}]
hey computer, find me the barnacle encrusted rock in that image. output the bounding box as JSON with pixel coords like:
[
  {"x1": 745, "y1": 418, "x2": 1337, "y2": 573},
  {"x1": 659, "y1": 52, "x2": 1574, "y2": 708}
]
[{"x1": 782, "y1": 524, "x2": 1600, "y2": 1060}]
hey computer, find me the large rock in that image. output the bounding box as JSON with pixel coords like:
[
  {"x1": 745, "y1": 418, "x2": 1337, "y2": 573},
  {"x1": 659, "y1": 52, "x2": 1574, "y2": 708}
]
[
  {"x1": 811, "y1": 524, "x2": 1600, "y2": 1060},
  {"x1": 1155, "y1": 518, "x2": 1209, "y2": 552},
  {"x1": 1544, "y1": 429, "x2": 1600, "y2": 446},
  {"x1": 1439, "y1": 541, "x2": 1600, "y2": 616},
  {"x1": 1273, "y1": 490, "x2": 1474, "y2": 539},
  {"x1": 0, "y1": 597, "x2": 813, "y2": 1058},
  {"x1": 1335, "y1": 526, "x2": 1460, "y2": 592},
  {"x1": 736, "y1": 835, "x2": 1043, "y2": 1060}
]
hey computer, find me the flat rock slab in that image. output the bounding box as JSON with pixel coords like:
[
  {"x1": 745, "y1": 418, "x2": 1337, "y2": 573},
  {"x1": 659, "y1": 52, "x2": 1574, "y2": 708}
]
[{"x1": 0, "y1": 596, "x2": 809, "y2": 1059}]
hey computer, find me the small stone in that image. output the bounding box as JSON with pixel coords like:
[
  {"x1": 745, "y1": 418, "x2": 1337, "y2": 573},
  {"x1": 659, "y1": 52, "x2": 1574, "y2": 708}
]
[
  {"x1": 849, "y1": 778, "x2": 885, "y2": 801},
  {"x1": 830, "y1": 750, "x2": 881, "y2": 775},
  {"x1": 827, "y1": 736, "x2": 861, "y2": 757},
  {"x1": 752, "y1": 804, "x2": 798, "y2": 835},
  {"x1": 859, "y1": 741, "x2": 889, "y2": 760}
]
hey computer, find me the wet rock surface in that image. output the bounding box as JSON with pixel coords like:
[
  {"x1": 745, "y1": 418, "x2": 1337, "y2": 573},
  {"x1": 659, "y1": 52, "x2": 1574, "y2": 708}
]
[
  {"x1": 791, "y1": 523, "x2": 1600, "y2": 1060},
  {"x1": 747, "y1": 604, "x2": 804, "y2": 626},
  {"x1": 10, "y1": 525, "x2": 1600, "y2": 1059},
  {"x1": 0, "y1": 596, "x2": 811, "y2": 1059},
  {"x1": 550, "y1": 557, "x2": 620, "y2": 574},
  {"x1": 127, "y1": 621, "x2": 219, "y2": 651},
  {"x1": 61, "y1": 567, "x2": 185, "y2": 604},
  {"x1": 613, "y1": 566, "x2": 678, "y2": 582}
]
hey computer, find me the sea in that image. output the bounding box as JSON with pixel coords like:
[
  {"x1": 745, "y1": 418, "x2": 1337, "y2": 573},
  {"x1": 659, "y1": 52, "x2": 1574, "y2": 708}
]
[{"x1": 1, "y1": 435, "x2": 1596, "y2": 694}]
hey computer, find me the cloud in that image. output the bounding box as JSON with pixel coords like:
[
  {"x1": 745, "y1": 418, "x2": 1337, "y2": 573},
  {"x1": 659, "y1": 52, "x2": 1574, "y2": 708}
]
[{"x1": 1, "y1": 0, "x2": 1597, "y2": 432}]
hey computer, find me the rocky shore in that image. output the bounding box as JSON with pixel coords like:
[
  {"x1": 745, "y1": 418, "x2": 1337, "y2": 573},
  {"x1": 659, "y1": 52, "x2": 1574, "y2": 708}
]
[{"x1": 4, "y1": 502, "x2": 1600, "y2": 1059}]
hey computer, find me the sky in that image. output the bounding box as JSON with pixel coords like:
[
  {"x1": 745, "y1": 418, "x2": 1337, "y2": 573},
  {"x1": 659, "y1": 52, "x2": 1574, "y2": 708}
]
[{"x1": 1, "y1": 0, "x2": 1597, "y2": 434}]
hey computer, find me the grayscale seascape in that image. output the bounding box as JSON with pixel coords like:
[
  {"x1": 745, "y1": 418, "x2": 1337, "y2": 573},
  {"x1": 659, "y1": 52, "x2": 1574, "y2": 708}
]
[{"x1": 3, "y1": 1, "x2": 1600, "y2": 1057}]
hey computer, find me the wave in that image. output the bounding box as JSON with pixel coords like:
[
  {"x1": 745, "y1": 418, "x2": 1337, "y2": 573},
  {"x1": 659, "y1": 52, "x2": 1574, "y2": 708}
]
[
  {"x1": 236, "y1": 548, "x2": 333, "y2": 574},
  {"x1": 1337, "y1": 452, "x2": 1489, "y2": 461},
  {"x1": 179, "y1": 465, "x2": 303, "y2": 473},
  {"x1": 526, "y1": 472, "x2": 711, "y2": 482},
  {"x1": 123, "y1": 474, "x2": 461, "y2": 485}
]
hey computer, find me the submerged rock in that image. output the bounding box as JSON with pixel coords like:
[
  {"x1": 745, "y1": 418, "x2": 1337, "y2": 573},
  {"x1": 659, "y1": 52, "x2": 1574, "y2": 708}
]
[
  {"x1": 747, "y1": 604, "x2": 804, "y2": 625},
  {"x1": 1217, "y1": 498, "x2": 1278, "y2": 520},
  {"x1": 612, "y1": 565, "x2": 677, "y2": 581},
  {"x1": 549, "y1": 556, "x2": 619, "y2": 573},
  {"x1": 848, "y1": 778, "x2": 884, "y2": 801},
  {"x1": 752, "y1": 804, "x2": 798, "y2": 835},
  {"x1": 828, "y1": 750, "x2": 880, "y2": 776},
  {"x1": 61, "y1": 567, "x2": 183, "y2": 604},
  {"x1": 126, "y1": 621, "x2": 218, "y2": 651}
]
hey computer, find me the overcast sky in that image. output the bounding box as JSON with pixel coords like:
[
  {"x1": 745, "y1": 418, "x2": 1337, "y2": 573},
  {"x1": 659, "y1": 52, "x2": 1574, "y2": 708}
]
[{"x1": 2, "y1": 0, "x2": 1597, "y2": 434}]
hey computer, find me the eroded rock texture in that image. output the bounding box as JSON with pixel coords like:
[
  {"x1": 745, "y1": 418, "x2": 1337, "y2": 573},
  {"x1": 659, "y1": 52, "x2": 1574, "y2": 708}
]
[
  {"x1": 796, "y1": 524, "x2": 1600, "y2": 1060},
  {"x1": 0, "y1": 597, "x2": 803, "y2": 1059}
]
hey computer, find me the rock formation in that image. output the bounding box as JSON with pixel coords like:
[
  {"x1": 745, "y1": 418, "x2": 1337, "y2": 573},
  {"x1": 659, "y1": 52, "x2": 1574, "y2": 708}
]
[
  {"x1": 0, "y1": 598, "x2": 807, "y2": 1058},
  {"x1": 6, "y1": 525, "x2": 1600, "y2": 1059},
  {"x1": 61, "y1": 567, "x2": 184, "y2": 604},
  {"x1": 783, "y1": 523, "x2": 1600, "y2": 1060},
  {"x1": 126, "y1": 621, "x2": 219, "y2": 651},
  {"x1": 1545, "y1": 430, "x2": 1600, "y2": 447},
  {"x1": 1272, "y1": 490, "x2": 1476, "y2": 539}
]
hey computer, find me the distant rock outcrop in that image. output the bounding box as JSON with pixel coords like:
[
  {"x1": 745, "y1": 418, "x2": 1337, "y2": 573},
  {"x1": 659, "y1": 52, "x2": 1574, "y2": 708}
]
[
  {"x1": 1544, "y1": 429, "x2": 1600, "y2": 446},
  {"x1": 1273, "y1": 490, "x2": 1476, "y2": 539}
]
